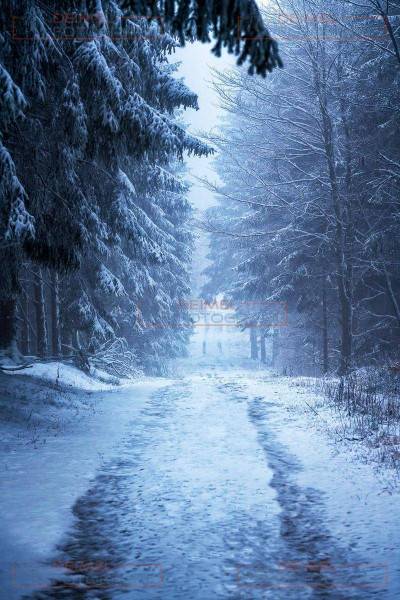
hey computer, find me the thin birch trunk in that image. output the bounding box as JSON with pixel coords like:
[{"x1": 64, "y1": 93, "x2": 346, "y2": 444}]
[{"x1": 250, "y1": 326, "x2": 258, "y2": 360}]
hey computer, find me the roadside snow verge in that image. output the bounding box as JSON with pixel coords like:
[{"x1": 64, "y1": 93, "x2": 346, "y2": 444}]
[
  {"x1": 244, "y1": 373, "x2": 400, "y2": 596},
  {"x1": 2, "y1": 360, "x2": 136, "y2": 392}
]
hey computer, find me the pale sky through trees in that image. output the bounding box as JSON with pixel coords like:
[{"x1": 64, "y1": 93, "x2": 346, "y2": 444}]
[
  {"x1": 174, "y1": 42, "x2": 236, "y2": 296},
  {"x1": 176, "y1": 42, "x2": 235, "y2": 212},
  {"x1": 176, "y1": 0, "x2": 272, "y2": 210},
  {"x1": 175, "y1": 42, "x2": 235, "y2": 293}
]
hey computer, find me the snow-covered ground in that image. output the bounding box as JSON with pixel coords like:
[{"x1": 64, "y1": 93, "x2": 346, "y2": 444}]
[
  {"x1": 2, "y1": 360, "x2": 129, "y2": 392},
  {"x1": 231, "y1": 372, "x2": 400, "y2": 595},
  {"x1": 0, "y1": 369, "x2": 172, "y2": 599},
  {"x1": 1, "y1": 319, "x2": 399, "y2": 598}
]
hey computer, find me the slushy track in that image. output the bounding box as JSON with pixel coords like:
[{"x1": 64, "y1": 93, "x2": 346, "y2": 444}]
[{"x1": 28, "y1": 372, "x2": 372, "y2": 599}]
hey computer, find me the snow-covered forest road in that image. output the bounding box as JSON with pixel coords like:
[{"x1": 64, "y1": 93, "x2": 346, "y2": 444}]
[
  {"x1": 25, "y1": 377, "x2": 385, "y2": 598},
  {"x1": 2, "y1": 329, "x2": 400, "y2": 599},
  {"x1": 3, "y1": 336, "x2": 393, "y2": 599}
]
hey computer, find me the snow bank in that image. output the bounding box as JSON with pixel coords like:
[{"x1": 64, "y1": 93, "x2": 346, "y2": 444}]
[{"x1": 2, "y1": 360, "x2": 134, "y2": 392}]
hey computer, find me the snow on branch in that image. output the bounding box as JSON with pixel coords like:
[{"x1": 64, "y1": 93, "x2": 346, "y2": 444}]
[
  {"x1": 0, "y1": 144, "x2": 35, "y2": 241},
  {"x1": 0, "y1": 65, "x2": 27, "y2": 129}
]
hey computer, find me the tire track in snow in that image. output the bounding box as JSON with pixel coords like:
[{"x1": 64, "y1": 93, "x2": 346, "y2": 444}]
[
  {"x1": 245, "y1": 387, "x2": 381, "y2": 598},
  {"x1": 24, "y1": 384, "x2": 184, "y2": 599},
  {"x1": 24, "y1": 376, "x2": 292, "y2": 599},
  {"x1": 25, "y1": 373, "x2": 377, "y2": 600}
]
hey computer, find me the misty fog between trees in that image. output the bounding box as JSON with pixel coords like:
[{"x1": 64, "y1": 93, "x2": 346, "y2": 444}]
[
  {"x1": 204, "y1": 0, "x2": 400, "y2": 379},
  {"x1": 1, "y1": 0, "x2": 399, "y2": 380},
  {"x1": 0, "y1": 0, "x2": 277, "y2": 374}
]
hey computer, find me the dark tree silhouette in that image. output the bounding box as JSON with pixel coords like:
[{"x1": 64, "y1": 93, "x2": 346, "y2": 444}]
[{"x1": 120, "y1": 0, "x2": 282, "y2": 75}]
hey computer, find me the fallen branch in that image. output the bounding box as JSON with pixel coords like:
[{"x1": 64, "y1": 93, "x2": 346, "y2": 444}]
[
  {"x1": 0, "y1": 364, "x2": 33, "y2": 372},
  {"x1": 305, "y1": 400, "x2": 319, "y2": 416}
]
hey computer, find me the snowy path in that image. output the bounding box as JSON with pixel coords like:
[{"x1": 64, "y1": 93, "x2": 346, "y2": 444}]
[{"x1": 21, "y1": 362, "x2": 397, "y2": 599}]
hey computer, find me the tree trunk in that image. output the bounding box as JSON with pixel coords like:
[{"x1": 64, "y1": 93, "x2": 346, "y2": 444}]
[
  {"x1": 337, "y1": 59, "x2": 354, "y2": 375},
  {"x1": 33, "y1": 267, "x2": 48, "y2": 357},
  {"x1": 250, "y1": 326, "x2": 258, "y2": 360},
  {"x1": 383, "y1": 263, "x2": 400, "y2": 330},
  {"x1": 322, "y1": 277, "x2": 329, "y2": 374},
  {"x1": 0, "y1": 249, "x2": 21, "y2": 361},
  {"x1": 260, "y1": 331, "x2": 267, "y2": 364},
  {"x1": 272, "y1": 328, "x2": 279, "y2": 367},
  {"x1": 62, "y1": 330, "x2": 73, "y2": 357},
  {"x1": 0, "y1": 298, "x2": 19, "y2": 358},
  {"x1": 381, "y1": 12, "x2": 400, "y2": 65},
  {"x1": 20, "y1": 284, "x2": 31, "y2": 356},
  {"x1": 50, "y1": 271, "x2": 62, "y2": 357},
  {"x1": 338, "y1": 282, "x2": 352, "y2": 375},
  {"x1": 313, "y1": 56, "x2": 353, "y2": 375}
]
